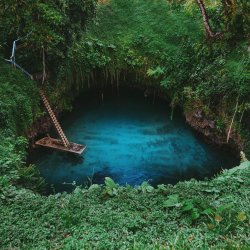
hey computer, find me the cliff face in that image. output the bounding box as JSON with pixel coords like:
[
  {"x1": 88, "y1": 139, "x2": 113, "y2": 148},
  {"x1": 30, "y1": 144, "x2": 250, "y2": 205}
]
[
  {"x1": 26, "y1": 89, "x2": 244, "y2": 158},
  {"x1": 185, "y1": 109, "x2": 244, "y2": 156},
  {"x1": 26, "y1": 109, "x2": 61, "y2": 146}
]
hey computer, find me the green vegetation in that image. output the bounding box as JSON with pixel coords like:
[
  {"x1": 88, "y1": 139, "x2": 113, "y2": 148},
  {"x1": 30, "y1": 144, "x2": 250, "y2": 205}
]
[
  {"x1": 0, "y1": 162, "x2": 249, "y2": 249},
  {"x1": 0, "y1": 0, "x2": 97, "y2": 74},
  {"x1": 0, "y1": 63, "x2": 43, "y2": 188},
  {"x1": 0, "y1": 0, "x2": 97, "y2": 188},
  {"x1": 63, "y1": 0, "x2": 250, "y2": 154},
  {"x1": 0, "y1": 0, "x2": 249, "y2": 248},
  {"x1": 0, "y1": 63, "x2": 40, "y2": 135}
]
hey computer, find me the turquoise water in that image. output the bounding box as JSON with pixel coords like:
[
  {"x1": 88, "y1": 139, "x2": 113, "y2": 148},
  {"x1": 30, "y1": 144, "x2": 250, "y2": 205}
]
[{"x1": 32, "y1": 88, "x2": 238, "y2": 192}]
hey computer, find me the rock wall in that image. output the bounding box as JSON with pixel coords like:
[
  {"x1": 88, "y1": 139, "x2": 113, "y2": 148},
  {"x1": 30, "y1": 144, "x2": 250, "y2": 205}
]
[{"x1": 185, "y1": 109, "x2": 244, "y2": 157}]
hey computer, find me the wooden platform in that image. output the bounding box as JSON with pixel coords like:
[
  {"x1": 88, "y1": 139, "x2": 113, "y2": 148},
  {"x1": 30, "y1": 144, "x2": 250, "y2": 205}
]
[{"x1": 35, "y1": 137, "x2": 86, "y2": 155}]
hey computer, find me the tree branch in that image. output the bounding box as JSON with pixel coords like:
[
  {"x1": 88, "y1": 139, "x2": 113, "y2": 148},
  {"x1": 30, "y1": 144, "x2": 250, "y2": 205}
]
[
  {"x1": 196, "y1": 0, "x2": 223, "y2": 38},
  {"x1": 227, "y1": 97, "x2": 239, "y2": 143}
]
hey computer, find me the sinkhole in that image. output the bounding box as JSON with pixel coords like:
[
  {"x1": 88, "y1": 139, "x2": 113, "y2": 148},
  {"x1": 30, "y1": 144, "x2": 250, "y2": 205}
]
[{"x1": 30, "y1": 87, "x2": 238, "y2": 193}]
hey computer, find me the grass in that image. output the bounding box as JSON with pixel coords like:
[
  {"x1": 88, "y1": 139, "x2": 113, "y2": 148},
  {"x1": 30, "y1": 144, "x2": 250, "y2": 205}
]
[{"x1": 0, "y1": 161, "x2": 249, "y2": 249}]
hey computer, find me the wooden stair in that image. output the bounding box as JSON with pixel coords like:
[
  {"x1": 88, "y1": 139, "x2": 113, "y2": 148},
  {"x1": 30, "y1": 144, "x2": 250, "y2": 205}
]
[
  {"x1": 35, "y1": 90, "x2": 86, "y2": 155},
  {"x1": 39, "y1": 90, "x2": 70, "y2": 148}
]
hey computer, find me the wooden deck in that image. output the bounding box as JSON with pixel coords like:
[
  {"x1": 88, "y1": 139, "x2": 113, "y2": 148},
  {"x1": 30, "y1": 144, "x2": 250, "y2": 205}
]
[{"x1": 35, "y1": 137, "x2": 86, "y2": 155}]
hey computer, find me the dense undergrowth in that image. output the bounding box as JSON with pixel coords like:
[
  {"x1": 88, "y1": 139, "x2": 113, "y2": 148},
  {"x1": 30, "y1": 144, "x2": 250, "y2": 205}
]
[
  {"x1": 0, "y1": 0, "x2": 250, "y2": 248},
  {"x1": 0, "y1": 161, "x2": 249, "y2": 249},
  {"x1": 0, "y1": 63, "x2": 45, "y2": 191}
]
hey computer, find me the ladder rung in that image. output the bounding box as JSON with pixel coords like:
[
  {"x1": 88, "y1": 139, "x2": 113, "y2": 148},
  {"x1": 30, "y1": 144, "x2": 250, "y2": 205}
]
[{"x1": 40, "y1": 90, "x2": 70, "y2": 147}]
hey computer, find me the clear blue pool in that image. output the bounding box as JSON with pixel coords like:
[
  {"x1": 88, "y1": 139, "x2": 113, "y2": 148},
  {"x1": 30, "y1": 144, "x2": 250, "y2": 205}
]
[{"x1": 32, "y1": 87, "x2": 238, "y2": 192}]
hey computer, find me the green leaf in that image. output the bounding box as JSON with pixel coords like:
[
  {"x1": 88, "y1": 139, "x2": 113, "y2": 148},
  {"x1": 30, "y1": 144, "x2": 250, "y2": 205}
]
[
  {"x1": 237, "y1": 212, "x2": 247, "y2": 222},
  {"x1": 138, "y1": 182, "x2": 154, "y2": 193},
  {"x1": 88, "y1": 184, "x2": 99, "y2": 191},
  {"x1": 157, "y1": 184, "x2": 168, "y2": 194},
  {"x1": 105, "y1": 177, "x2": 118, "y2": 189},
  {"x1": 146, "y1": 185, "x2": 154, "y2": 193},
  {"x1": 163, "y1": 195, "x2": 180, "y2": 208},
  {"x1": 203, "y1": 188, "x2": 220, "y2": 193},
  {"x1": 214, "y1": 214, "x2": 223, "y2": 223},
  {"x1": 182, "y1": 201, "x2": 194, "y2": 212},
  {"x1": 202, "y1": 208, "x2": 214, "y2": 215},
  {"x1": 191, "y1": 208, "x2": 200, "y2": 220}
]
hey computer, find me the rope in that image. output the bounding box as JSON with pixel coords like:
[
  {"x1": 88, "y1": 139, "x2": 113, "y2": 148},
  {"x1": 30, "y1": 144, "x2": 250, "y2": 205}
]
[
  {"x1": 5, "y1": 59, "x2": 33, "y2": 79},
  {"x1": 9, "y1": 31, "x2": 32, "y2": 65},
  {"x1": 5, "y1": 32, "x2": 34, "y2": 79},
  {"x1": 10, "y1": 38, "x2": 20, "y2": 66}
]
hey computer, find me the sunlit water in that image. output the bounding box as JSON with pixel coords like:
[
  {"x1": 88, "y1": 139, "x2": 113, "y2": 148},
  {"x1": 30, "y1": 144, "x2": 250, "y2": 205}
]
[{"x1": 31, "y1": 88, "x2": 238, "y2": 193}]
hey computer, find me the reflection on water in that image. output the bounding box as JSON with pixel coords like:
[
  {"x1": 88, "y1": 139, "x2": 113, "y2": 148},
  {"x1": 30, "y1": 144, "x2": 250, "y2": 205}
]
[{"x1": 31, "y1": 87, "x2": 238, "y2": 193}]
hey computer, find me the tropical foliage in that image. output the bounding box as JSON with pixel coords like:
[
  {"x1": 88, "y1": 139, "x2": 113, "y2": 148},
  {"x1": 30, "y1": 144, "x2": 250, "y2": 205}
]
[
  {"x1": 0, "y1": 0, "x2": 97, "y2": 74},
  {"x1": 62, "y1": 0, "x2": 250, "y2": 154},
  {"x1": 0, "y1": 0, "x2": 249, "y2": 249},
  {"x1": 0, "y1": 161, "x2": 249, "y2": 249}
]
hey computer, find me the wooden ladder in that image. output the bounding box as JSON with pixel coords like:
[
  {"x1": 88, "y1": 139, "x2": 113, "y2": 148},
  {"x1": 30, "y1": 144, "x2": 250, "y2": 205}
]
[{"x1": 39, "y1": 90, "x2": 70, "y2": 148}]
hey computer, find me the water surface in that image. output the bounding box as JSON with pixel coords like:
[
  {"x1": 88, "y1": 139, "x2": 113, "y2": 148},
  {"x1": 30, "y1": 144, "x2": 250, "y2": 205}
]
[{"x1": 32, "y1": 88, "x2": 238, "y2": 192}]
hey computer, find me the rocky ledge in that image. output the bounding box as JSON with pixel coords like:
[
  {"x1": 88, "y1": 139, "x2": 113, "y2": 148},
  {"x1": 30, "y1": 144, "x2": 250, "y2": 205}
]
[{"x1": 185, "y1": 109, "x2": 244, "y2": 157}]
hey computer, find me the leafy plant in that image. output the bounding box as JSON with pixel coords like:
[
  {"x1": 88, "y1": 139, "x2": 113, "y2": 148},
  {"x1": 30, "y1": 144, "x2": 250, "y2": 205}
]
[
  {"x1": 163, "y1": 194, "x2": 180, "y2": 208},
  {"x1": 104, "y1": 177, "x2": 119, "y2": 196},
  {"x1": 137, "y1": 181, "x2": 154, "y2": 193}
]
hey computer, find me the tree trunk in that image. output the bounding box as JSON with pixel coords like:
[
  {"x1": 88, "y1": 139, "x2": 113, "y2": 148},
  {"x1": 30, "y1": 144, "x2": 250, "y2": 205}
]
[
  {"x1": 196, "y1": 0, "x2": 222, "y2": 38},
  {"x1": 221, "y1": 0, "x2": 235, "y2": 31}
]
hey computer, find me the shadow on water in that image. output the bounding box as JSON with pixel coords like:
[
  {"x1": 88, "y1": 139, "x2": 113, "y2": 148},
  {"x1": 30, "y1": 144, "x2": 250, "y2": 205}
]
[{"x1": 31, "y1": 86, "x2": 239, "y2": 193}]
